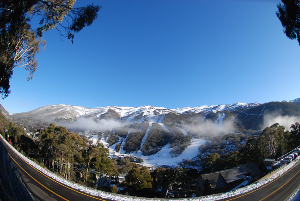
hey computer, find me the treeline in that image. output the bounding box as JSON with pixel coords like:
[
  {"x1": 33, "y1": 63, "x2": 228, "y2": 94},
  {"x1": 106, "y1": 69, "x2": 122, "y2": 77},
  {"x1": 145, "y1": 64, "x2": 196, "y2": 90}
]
[
  {"x1": 200, "y1": 123, "x2": 300, "y2": 173},
  {"x1": 199, "y1": 133, "x2": 251, "y2": 157},
  {"x1": 142, "y1": 123, "x2": 171, "y2": 155},
  {"x1": 104, "y1": 121, "x2": 192, "y2": 157},
  {"x1": 122, "y1": 122, "x2": 148, "y2": 153},
  {"x1": 2, "y1": 122, "x2": 117, "y2": 187},
  {"x1": 0, "y1": 112, "x2": 154, "y2": 195},
  {"x1": 2, "y1": 109, "x2": 300, "y2": 198}
]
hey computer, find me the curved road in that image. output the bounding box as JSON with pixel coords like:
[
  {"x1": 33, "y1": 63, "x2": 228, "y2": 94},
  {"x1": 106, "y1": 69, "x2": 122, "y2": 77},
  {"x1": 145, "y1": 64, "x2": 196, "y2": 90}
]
[
  {"x1": 0, "y1": 137, "x2": 112, "y2": 201},
  {"x1": 219, "y1": 161, "x2": 300, "y2": 201},
  {"x1": 1, "y1": 136, "x2": 300, "y2": 201}
]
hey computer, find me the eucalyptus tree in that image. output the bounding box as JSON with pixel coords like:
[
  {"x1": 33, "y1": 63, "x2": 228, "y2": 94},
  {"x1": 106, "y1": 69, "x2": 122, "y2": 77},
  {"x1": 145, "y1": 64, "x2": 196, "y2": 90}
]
[
  {"x1": 39, "y1": 123, "x2": 59, "y2": 169},
  {"x1": 287, "y1": 122, "x2": 300, "y2": 150},
  {"x1": 277, "y1": 0, "x2": 300, "y2": 45},
  {"x1": 0, "y1": 0, "x2": 100, "y2": 98},
  {"x1": 125, "y1": 163, "x2": 153, "y2": 192},
  {"x1": 256, "y1": 123, "x2": 286, "y2": 160}
]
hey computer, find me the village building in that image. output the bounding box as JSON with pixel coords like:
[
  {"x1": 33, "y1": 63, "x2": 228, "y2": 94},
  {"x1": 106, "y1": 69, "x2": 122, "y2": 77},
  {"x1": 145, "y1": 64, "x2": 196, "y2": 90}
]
[{"x1": 197, "y1": 163, "x2": 261, "y2": 195}]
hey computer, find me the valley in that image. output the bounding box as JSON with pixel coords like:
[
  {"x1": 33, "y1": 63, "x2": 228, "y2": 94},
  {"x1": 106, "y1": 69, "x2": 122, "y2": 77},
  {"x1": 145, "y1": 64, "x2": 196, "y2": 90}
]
[
  {"x1": 1, "y1": 99, "x2": 300, "y2": 198},
  {"x1": 3, "y1": 99, "x2": 300, "y2": 168}
]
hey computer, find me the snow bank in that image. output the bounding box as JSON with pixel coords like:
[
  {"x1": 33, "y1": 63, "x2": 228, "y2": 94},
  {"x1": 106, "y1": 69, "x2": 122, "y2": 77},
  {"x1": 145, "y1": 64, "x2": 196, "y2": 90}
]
[{"x1": 288, "y1": 187, "x2": 300, "y2": 201}]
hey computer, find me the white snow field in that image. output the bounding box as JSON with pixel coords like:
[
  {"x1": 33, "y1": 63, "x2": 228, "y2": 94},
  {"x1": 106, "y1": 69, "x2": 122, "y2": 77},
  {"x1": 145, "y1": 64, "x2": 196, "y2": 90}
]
[{"x1": 139, "y1": 138, "x2": 206, "y2": 167}]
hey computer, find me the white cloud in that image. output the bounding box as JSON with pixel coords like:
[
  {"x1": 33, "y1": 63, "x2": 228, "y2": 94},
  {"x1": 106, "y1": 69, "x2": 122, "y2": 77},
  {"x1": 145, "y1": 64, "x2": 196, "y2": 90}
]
[
  {"x1": 262, "y1": 114, "x2": 300, "y2": 131},
  {"x1": 182, "y1": 117, "x2": 235, "y2": 137},
  {"x1": 58, "y1": 118, "x2": 127, "y2": 132}
]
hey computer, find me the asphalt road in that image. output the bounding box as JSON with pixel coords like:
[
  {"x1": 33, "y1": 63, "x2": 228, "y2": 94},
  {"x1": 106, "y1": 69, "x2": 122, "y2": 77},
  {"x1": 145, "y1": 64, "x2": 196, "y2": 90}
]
[
  {"x1": 2, "y1": 135, "x2": 300, "y2": 201},
  {"x1": 0, "y1": 137, "x2": 112, "y2": 201},
  {"x1": 219, "y1": 161, "x2": 300, "y2": 201}
]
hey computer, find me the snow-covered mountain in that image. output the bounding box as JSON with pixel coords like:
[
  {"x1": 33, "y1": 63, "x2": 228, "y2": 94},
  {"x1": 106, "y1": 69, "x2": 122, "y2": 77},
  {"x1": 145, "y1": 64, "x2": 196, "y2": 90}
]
[
  {"x1": 3, "y1": 98, "x2": 300, "y2": 167},
  {"x1": 6, "y1": 102, "x2": 260, "y2": 123}
]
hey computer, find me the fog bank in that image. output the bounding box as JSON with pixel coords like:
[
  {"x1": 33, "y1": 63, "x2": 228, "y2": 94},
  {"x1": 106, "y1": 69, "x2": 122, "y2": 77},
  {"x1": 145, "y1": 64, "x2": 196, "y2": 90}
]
[
  {"x1": 262, "y1": 114, "x2": 300, "y2": 131},
  {"x1": 182, "y1": 117, "x2": 236, "y2": 137},
  {"x1": 58, "y1": 118, "x2": 127, "y2": 132}
]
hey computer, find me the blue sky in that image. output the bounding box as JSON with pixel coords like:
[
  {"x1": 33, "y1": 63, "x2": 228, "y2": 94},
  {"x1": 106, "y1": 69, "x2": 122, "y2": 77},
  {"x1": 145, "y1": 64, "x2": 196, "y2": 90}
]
[{"x1": 2, "y1": 0, "x2": 300, "y2": 114}]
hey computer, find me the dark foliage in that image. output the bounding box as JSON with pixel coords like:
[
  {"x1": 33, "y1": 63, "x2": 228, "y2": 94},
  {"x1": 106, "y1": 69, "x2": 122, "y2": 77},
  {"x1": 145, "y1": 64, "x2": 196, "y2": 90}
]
[
  {"x1": 125, "y1": 163, "x2": 152, "y2": 192},
  {"x1": 99, "y1": 109, "x2": 120, "y2": 120},
  {"x1": 107, "y1": 131, "x2": 119, "y2": 146},
  {"x1": 0, "y1": 0, "x2": 100, "y2": 98},
  {"x1": 287, "y1": 122, "x2": 300, "y2": 150},
  {"x1": 203, "y1": 123, "x2": 297, "y2": 173},
  {"x1": 233, "y1": 102, "x2": 300, "y2": 130},
  {"x1": 123, "y1": 123, "x2": 148, "y2": 153},
  {"x1": 163, "y1": 113, "x2": 192, "y2": 126},
  {"x1": 170, "y1": 132, "x2": 192, "y2": 157},
  {"x1": 142, "y1": 123, "x2": 172, "y2": 155},
  {"x1": 277, "y1": 0, "x2": 300, "y2": 45}
]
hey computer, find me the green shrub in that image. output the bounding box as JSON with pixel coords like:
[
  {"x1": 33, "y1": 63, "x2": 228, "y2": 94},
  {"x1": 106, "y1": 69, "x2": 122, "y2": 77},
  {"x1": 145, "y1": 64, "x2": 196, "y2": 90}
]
[{"x1": 111, "y1": 185, "x2": 118, "y2": 193}]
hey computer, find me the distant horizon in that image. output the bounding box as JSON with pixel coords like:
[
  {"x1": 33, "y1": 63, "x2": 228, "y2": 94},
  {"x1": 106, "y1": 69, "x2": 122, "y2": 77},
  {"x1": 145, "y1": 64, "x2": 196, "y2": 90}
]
[
  {"x1": 3, "y1": 97, "x2": 299, "y2": 115},
  {"x1": 2, "y1": 0, "x2": 300, "y2": 115}
]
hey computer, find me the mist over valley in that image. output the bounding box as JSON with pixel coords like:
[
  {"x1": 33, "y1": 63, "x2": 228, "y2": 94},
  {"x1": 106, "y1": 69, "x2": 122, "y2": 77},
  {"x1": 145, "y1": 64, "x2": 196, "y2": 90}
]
[{"x1": 2, "y1": 98, "x2": 300, "y2": 167}]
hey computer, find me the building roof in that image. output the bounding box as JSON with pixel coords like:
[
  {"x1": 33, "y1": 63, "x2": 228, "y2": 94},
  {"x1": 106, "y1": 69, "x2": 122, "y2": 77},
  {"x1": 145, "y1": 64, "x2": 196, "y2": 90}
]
[
  {"x1": 201, "y1": 163, "x2": 261, "y2": 190},
  {"x1": 201, "y1": 172, "x2": 227, "y2": 189}
]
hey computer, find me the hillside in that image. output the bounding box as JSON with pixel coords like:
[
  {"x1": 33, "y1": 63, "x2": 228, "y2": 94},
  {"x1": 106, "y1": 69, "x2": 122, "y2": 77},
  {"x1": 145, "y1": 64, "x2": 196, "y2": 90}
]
[{"x1": 2, "y1": 99, "x2": 300, "y2": 167}]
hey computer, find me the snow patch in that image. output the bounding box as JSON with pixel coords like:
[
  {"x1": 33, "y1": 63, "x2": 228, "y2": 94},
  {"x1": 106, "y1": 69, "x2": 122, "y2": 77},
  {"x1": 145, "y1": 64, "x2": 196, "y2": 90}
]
[
  {"x1": 215, "y1": 112, "x2": 226, "y2": 125},
  {"x1": 139, "y1": 122, "x2": 152, "y2": 151},
  {"x1": 158, "y1": 123, "x2": 170, "y2": 132},
  {"x1": 139, "y1": 138, "x2": 206, "y2": 167}
]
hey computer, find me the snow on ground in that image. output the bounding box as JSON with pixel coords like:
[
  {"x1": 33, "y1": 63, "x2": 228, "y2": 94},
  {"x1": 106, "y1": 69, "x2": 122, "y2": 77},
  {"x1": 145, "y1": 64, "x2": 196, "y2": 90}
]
[
  {"x1": 101, "y1": 132, "x2": 207, "y2": 168},
  {"x1": 112, "y1": 105, "x2": 170, "y2": 119},
  {"x1": 37, "y1": 100, "x2": 269, "y2": 123},
  {"x1": 158, "y1": 123, "x2": 170, "y2": 132},
  {"x1": 157, "y1": 115, "x2": 165, "y2": 123},
  {"x1": 98, "y1": 134, "x2": 109, "y2": 147},
  {"x1": 113, "y1": 106, "x2": 138, "y2": 118},
  {"x1": 125, "y1": 113, "x2": 140, "y2": 122},
  {"x1": 172, "y1": 105, "x2": 216, "y2": 114},
  {"x1": 97, "y1": 125, "x2": 206, "y2": 167},
  {"x1": 120, "y1": 126, "x2": 133, "y2": 153},
  {"x1": 89, "y1": 134, "x2": 99, "y2": 145},
  {"x1": 137, "y1": 138, "x2": 206, "y2": 167},
  {"x1": 171, "y1": 102, "x2": 261, "y2": 114},
  {"x1": 215, "y1": 113, "x2": 225, "y2": 125},
  {"x1": 288, "y1": 187, "x2": 300, "y2": 201},
  {"x1": 139, "y1": 122, "x2": 153, "y2": 151}
]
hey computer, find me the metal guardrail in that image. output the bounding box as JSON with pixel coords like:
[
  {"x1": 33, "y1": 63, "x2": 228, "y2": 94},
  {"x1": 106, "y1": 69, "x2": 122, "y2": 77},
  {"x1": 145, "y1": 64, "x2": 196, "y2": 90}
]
[
  {"x1": 257, "y1": 146, "x2": 300, "y2": 183},
  {"x1": 277, "y1": 146, "x2": 300, "y2": 162}
]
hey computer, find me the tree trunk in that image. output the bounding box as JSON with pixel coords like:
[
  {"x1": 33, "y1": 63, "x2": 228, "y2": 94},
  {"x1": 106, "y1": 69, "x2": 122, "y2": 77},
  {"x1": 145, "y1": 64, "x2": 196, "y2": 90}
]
[
  {"x1": 52, "y1": 160, "x2": 54, "y2": 171},
  {"x1": 67, "y1": 161, "x2": 71, "y2": 180}
]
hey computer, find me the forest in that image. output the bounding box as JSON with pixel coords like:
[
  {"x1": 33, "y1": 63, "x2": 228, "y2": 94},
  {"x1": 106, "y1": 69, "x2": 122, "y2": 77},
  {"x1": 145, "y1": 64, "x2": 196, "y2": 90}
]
[{"x1": 1, "y1": 111, "x2": 300, "y2": 198}]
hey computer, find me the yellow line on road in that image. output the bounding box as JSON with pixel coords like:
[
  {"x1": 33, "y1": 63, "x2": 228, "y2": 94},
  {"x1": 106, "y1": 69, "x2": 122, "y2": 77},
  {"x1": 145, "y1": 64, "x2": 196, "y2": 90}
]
[
  {"x1": 8, "y1": 152, "x2": 106, "y2": 201},
  {"x1": 226, "y1": 165, "x2": 294, "y2": 201},
  {"x1": 8, "y1": 153, "x2": 69, "y2": 201},
  {"x1": 259, "y1": 169, "x2": 300, "y2": 201}
]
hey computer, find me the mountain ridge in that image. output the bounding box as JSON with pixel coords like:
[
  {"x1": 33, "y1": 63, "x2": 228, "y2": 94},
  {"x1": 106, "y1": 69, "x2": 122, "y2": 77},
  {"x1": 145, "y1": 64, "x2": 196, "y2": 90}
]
[
  {"x1": 3, "y1": 97, "x2": 299, "y2": 117},
  {"x1": 2, "y1": 98, "x2": 300, "y2": 166},
  {"x1": 3, "y1": 98, "x2": 300, "y2": 133}
]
